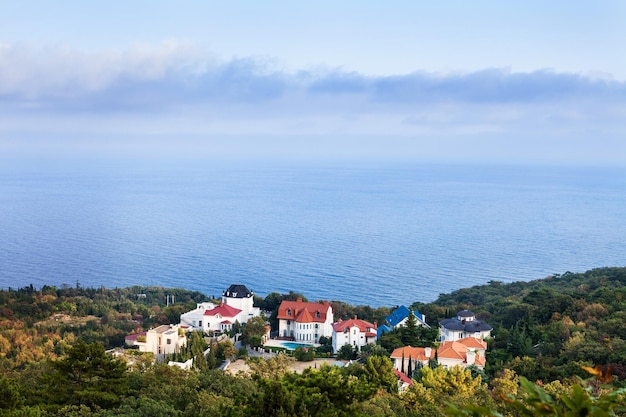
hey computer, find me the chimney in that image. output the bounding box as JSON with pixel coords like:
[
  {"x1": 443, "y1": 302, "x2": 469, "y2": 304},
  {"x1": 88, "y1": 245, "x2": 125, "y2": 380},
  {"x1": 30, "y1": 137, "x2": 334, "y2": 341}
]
[
  {"x1": 466, "y1": 349, "x2": 476, "y2": 365},
  {"x1": 297, "y1": 297, "x2": 302, "y2": 302},
  {"x1": 354, "y1": 315, "x2": 357, "y2": 320},
  {"x1": 424, "y1": 347, "x2": 432, "y2": 358}
]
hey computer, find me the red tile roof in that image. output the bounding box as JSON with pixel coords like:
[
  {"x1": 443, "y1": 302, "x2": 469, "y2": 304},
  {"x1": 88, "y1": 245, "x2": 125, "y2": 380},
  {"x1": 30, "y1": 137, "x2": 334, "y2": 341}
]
[
  {"x1": 332, "y1": 317, "x2": 377, "y2": 333},
  {"x1": 394, "y1": 369, "x2": 414, "y2": 386},
  {"x1": 437, "y1": 342, "x2": 467, "y2": 360},
  {"x1": 277, "y1": 299, "x2": 331, "y2": 323},
  {"x1": 204, "y1": 303, "x2": 242, "y2": 318},
  {"x1": 390, "y1": 346, "x2": 435, "y2": 361},
  {"x1": 456, "y1": 337, "x2": 488, "y2": 349}
]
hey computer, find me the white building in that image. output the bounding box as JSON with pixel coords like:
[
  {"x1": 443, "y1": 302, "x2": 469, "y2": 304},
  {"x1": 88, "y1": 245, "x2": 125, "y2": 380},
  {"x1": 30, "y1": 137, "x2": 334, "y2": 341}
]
[
  {"x1": 126, "y1": 324, "x2": 187, "y2": 355},
  {"x1": 277, "y1": 298, "x2": 333, "y2": 343},
  {"x1": 439, "y1": 310, "x2": 492, "y2": 342},
  {"x1": 331, "y1": 316, "x2": 377, "y2": 353},
  {"x1": 180, "y1": 284, "x2": 262, "y2": 333},
  {"x1": 180, "y1": 302, "x2": 244, "y2": 333},
  {"x1": 180, "y1": 302, "x2": 217, "y2": 331},
  {"x1": 222, "y1": 284, "x2": 261, "y2": 323}
]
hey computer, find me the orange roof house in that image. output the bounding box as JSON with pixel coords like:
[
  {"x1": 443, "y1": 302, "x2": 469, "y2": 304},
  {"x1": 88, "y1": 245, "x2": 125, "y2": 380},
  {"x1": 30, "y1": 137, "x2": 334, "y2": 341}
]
[
  {"x1": 391, "y1": 337, "x2": 486, "y2": 372},
  {"x1": 277, "y1": 298, "x2": 334, "y2": 343}
]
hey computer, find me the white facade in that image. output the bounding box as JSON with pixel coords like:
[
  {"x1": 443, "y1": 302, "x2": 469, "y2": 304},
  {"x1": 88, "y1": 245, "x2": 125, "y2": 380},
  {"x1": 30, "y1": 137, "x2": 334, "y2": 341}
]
[
  {"x1": 277, "y1": 300, "x2": 334, "y2": 343},
  {"x1": 130, "y1": 324, "x2": 186, "y2": 355},
  {"x1": 222, "y1": 292, "x2": 260, "y2": 323},
  {"x1": 180, "y1": 302, "x2": 217, "y2": 332},
  {"x1": 439, "y1": 310, "x2": 492, "y2": 342},
  {"x1": 331, "y1": 318, "x2": 377, "y2": 353}
]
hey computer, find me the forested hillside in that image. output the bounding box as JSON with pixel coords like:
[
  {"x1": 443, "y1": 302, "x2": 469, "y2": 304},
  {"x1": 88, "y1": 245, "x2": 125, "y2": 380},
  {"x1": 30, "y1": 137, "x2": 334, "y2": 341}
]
[
  {"x1": 417, "y1": 267, "x2": 626, "y2": 383},
  {"x1": 0, "y1": 267, "x2": 625, "y2": 416}
]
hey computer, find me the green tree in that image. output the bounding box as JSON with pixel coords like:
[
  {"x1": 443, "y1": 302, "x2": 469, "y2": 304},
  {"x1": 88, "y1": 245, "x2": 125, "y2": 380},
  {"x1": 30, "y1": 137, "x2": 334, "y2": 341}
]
[
  {"x1": 241, "y1": 316, "x2": 268, "y2": 347},
  {"x1": 45, "y1": 340, "x2": 129, "y2": 409},
  {"x1": 401, "y1": 312, "x2": 419, "y2": 346},
  {"x1": 337, "y1": 343, "x2": 356, "y2": 360},
  {"x1": 362, "y1": 355, "x2": 398, "y2": 393},
  {"x1": 0, "y1": 377, "x2": 24, "y2": 411}
]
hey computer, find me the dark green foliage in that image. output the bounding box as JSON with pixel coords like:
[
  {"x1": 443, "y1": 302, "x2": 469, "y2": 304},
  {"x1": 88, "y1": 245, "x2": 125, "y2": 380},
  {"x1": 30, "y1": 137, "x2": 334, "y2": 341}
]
[
  {"x1": 44, "y1": 340, "x2": 129, "y2": 410},
  {"x1": 240, "y1": 316, "x2": 268, "y2": 347},
  {"x1": 0, "y1": 377, "x2": 24, "y2": 410},
  {"x1": 3, "y1": 267, "x2": 626, "y2": 415},
  {"x1": 337, "y1": 343, "x2": 357, "y2": 360},
  {"x1": 294, "y1": 346, "x2": 315, "y2": 361}
]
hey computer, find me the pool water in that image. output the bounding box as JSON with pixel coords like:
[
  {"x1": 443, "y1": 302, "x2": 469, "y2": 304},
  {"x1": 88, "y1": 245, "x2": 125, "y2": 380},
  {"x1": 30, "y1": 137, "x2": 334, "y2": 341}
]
[{"x1": 280, "y1": 342, "x2": 314, "y2": 350}]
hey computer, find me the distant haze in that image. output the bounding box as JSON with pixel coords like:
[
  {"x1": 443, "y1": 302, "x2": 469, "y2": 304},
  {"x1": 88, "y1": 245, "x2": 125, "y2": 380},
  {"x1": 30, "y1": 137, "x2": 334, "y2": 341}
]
[{"x1": 1, "y1": 1, "x2": 625, "y2": 165}]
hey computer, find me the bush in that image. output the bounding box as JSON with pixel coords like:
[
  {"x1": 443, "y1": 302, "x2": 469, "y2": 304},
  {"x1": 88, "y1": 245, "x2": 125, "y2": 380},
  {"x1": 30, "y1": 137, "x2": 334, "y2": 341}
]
[{"x1": 294, "y1": 347, "x2": 315, "y2": 362}]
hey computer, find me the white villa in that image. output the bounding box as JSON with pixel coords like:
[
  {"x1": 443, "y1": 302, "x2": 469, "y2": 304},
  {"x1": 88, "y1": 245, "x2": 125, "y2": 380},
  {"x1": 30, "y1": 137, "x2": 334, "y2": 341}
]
[
  {"x1": 180, "y1": 284, "x2": 261, "y2": 333},
  {"x1": 277, "y1": 298, "x2": 334, "y2": 343},
  {"x1": 221, "y1": 284, "x2": 261, "y2": 322},
  {"x1": 125, "y1": 324, "x2": 187, "y2": 355},
  {"x1": 331, "y1": 316, "x2": 377, "y2": 353},
  {"x1": 439, "y1": 310, "x2": 492, "y2": 342}
]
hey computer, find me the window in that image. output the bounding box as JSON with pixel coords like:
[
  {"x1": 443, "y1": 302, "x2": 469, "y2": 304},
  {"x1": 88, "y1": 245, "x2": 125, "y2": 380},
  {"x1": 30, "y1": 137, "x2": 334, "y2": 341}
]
[
  {"x1": 287, "y1": 320, "x2": 291, "y2": 325},
  {"x1": 167, "y1": 338, "x2": 171, "y2": 345},
  {"x1": 316, "y1": 312, "x2": 320, "y2": 318},
  {"x1": 199, "y1": 321, "x2": 202, "y2": 327},
  {"x1": 287, "y1": 309, "x2": 291, "y2": 316}
]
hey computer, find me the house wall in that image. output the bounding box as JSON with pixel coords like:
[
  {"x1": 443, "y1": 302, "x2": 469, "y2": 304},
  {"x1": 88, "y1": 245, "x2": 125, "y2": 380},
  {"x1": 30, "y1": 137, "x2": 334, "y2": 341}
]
[
  {"x1": 180, "y1": 302, "x2": 216, "y2": 331},
  {"x1": 139, "y1": 325, "x2": 186, "y2": 355},
  {"x1": 392, "y1": 356, "x2": 429, "y2": 372},
  {"x1": 332, "y1": 326, "x2": 375, "y2": 353},
  {"x1": 222, "y1": 296, "x2": 260, "y2": 323},
  {"x1": 278, "y1": 316, "x2": 332, "y2": 343}
]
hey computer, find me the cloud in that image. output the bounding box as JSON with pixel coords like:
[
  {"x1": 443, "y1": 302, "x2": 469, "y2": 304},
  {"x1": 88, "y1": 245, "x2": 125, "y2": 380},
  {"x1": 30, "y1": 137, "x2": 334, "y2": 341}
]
[
  {"x1": 2, "y1": 41, "x2": 624, "y2": 108},
  {"x1": 0, "y1": 41, "x2": 625, "y2": 163}
]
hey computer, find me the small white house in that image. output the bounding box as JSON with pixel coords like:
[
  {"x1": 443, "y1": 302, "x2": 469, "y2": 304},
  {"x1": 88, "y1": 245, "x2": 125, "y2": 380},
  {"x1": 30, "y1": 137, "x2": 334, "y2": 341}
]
[
  {"x1": 127, "y1": 324, "x2": 187, "y2": 355},
  {"x1": 439, "y1": 310, "x2": 492, "y2": 342},
  {"x1": 331, "y1": 316, "x2": 377, "y2": 353}
]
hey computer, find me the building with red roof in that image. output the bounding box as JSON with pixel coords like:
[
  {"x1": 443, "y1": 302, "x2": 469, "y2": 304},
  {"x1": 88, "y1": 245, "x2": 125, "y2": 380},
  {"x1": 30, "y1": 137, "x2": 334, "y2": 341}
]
[
  {"x1": 331, "y1": 316, "x2": 377, "y2": 353},
  {"x1": 277, "y1": 298, "x2": 334, "y2": 343},
  {"x1": 391, "y1": 336, "x2": 487, "y2": 372},
  {"x1": 180, "y1": 284, "x2": 262, "y2": 333}
]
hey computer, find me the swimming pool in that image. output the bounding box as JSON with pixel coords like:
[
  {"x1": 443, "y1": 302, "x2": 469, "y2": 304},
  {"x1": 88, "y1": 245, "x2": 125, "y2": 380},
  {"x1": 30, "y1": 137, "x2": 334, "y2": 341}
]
[{"x1": 279, "y1": 342, "x2": 314, "y2": 350}]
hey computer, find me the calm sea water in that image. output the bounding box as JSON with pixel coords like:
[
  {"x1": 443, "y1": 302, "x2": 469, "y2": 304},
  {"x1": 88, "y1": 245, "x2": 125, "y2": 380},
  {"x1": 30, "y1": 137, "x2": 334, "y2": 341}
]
[{"x1": 0, "y1": 160, "x2": 624, "y2": 307}]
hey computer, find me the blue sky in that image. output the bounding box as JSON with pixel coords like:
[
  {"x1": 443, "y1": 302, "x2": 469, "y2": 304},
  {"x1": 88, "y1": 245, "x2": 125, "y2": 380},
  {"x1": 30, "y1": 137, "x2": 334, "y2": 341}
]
[{"x1": 1, "y1": 1, "x2": 625, "y2": 164}]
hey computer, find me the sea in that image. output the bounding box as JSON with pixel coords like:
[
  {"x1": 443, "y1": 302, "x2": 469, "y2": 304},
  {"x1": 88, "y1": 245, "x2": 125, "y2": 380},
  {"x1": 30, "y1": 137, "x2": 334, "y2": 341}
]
[{"x1": 0, "y1": 159, "x2": 624, "y2": 307}]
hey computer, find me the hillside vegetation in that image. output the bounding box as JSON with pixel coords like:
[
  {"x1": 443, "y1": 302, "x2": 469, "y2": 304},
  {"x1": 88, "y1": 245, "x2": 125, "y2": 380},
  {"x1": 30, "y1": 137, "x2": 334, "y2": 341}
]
[{"x1": 0, "y1": 267, "x2": 625, "y2": 416}]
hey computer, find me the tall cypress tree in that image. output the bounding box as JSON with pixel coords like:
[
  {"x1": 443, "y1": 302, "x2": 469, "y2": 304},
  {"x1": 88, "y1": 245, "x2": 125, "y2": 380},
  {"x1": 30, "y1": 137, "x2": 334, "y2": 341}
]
[{"x1": 407, "y1": 355, "x2": 413, "y2": 377}]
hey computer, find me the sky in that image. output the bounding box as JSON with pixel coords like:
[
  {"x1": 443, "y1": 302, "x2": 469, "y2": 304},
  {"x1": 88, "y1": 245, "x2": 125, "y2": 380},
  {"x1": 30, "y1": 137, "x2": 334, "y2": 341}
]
[{"x1": 1, "y1": 1, "x2": 625, "y2": 164}]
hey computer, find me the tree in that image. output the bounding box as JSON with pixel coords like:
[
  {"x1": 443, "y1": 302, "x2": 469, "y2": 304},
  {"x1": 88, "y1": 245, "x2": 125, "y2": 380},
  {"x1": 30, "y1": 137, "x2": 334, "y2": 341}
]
[
  {"x1": 0, "y1": 377, "x2": 23, "y2": 411},
  {"x1": 337, "y1": 343, "x2": 356, "y2": 360},
  {"x1": 45, "y1": 340, "x2": 129, "y2": 409},
  {"x1": 401, "y1": 312, "x2": 419, "y2": 346},
  {"x1": 403, "y1": 366, "x2": 492, "y2": 417},
  {"x1": 240, "y1": 316, "x2": 267, "y2": 347},
  {"x1": 247, "y1": 354, "x2": 294, "y2": 380},
  {"x1": 363, "y1": 356, "x2": 398, "y2": 393}
]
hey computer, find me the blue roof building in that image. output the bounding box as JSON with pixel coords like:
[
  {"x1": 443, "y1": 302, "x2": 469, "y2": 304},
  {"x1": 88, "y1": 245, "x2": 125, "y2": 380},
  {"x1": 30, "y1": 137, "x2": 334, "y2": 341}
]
[{"x1": 377, "y1": 305, "x2": 430, "y2": 337}]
